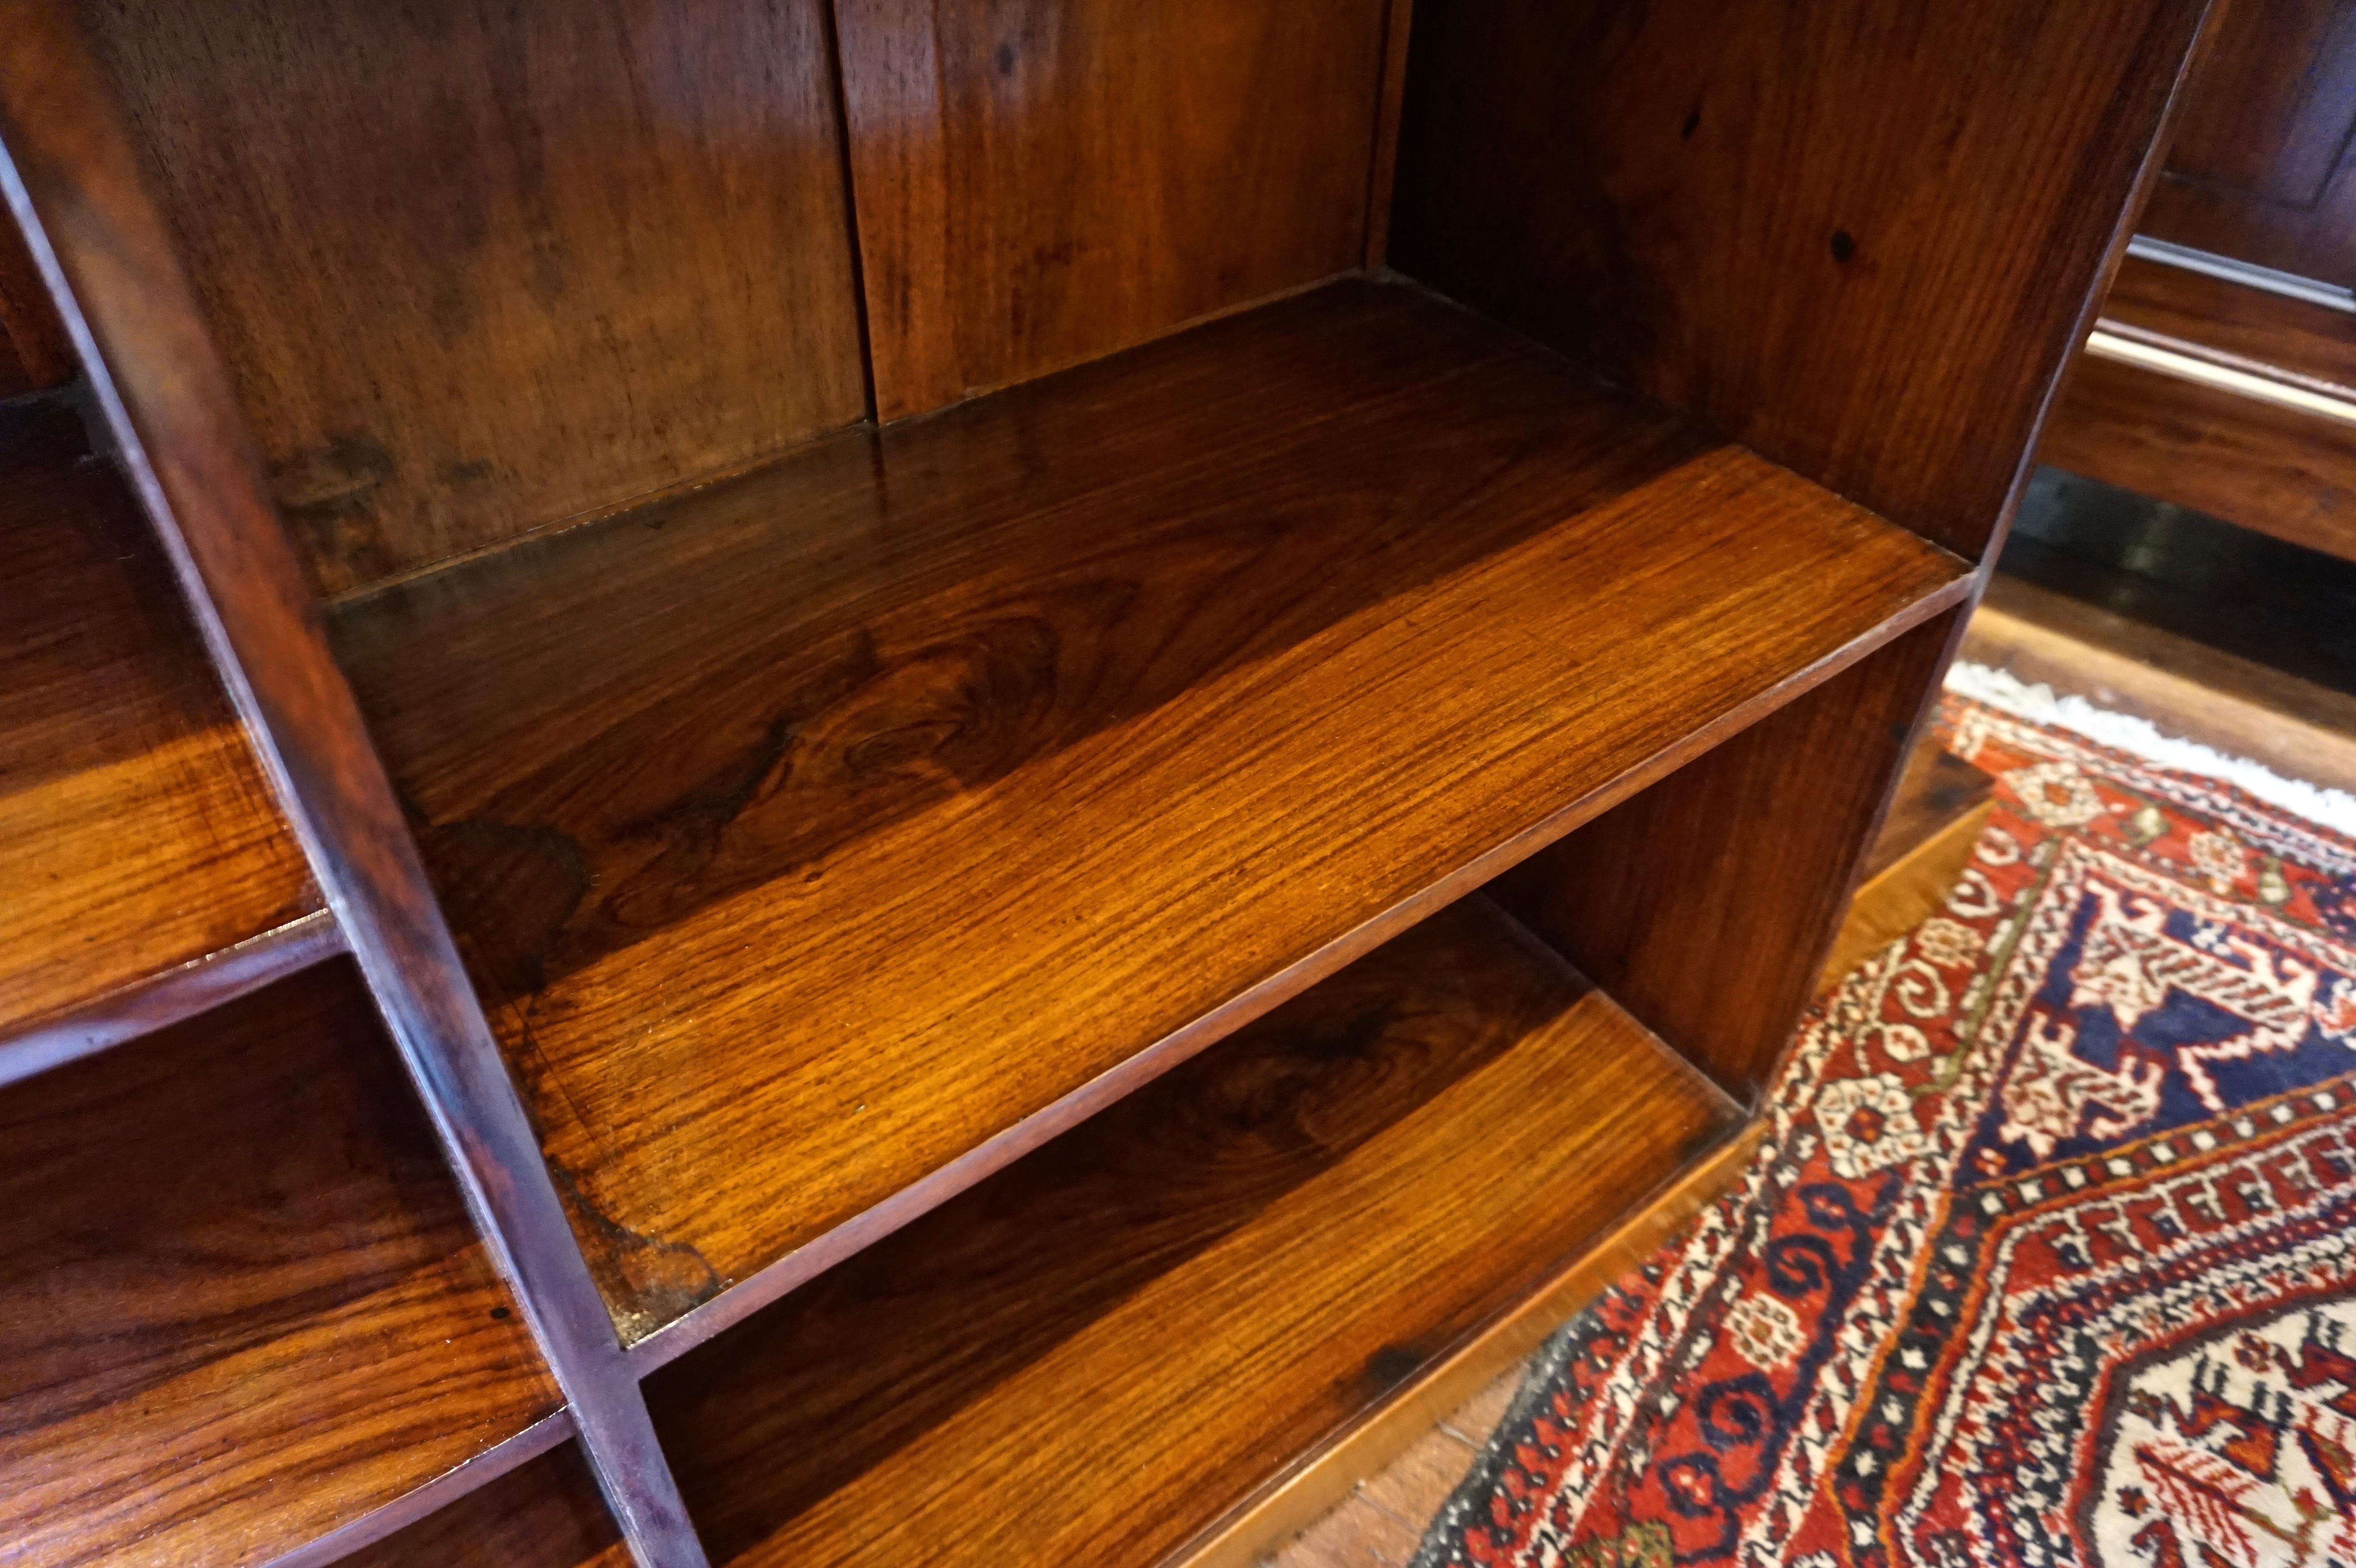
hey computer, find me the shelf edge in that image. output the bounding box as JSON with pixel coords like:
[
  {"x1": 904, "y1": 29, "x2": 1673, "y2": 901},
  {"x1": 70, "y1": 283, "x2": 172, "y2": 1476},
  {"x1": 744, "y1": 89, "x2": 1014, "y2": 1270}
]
[
  {"x1": 253, "y1": 1408, "x2": 576, "y2": 1568},
  {"x1": 0, "y1": 909, "x2": 342, "y2": 1091},
  {"x1": 623, "y1": 557, "x2": 1970, "y2": 1374},
  {"x1": 1163, "y1": 1116, "x2": 1768, "y2": 1568}
]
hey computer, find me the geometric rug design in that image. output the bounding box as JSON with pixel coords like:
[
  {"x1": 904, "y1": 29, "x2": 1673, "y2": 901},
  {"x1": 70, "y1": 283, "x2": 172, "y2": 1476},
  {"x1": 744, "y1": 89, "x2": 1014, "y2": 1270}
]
[{"x1": 1415, "y1": 693, "x2": 2356, "y2": 1568}]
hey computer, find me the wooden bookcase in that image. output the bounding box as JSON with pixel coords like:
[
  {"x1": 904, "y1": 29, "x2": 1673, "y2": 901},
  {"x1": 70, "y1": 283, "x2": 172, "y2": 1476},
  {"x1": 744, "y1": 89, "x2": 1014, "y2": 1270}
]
[{"x1": 0, "y1": 1, "x2": 2210, "y2": 1564}]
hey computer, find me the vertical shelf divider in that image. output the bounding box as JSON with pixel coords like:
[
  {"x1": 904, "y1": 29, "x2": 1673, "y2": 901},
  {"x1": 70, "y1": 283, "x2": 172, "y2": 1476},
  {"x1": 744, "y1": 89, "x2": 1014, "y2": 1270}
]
[{"x1": 0, "y1": 9, "x2": 708, "y2": 1566}]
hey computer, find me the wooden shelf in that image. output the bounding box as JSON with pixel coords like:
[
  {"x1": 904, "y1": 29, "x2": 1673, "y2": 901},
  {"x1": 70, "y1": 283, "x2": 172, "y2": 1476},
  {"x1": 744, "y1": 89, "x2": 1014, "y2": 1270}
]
[
  {"x1": 0, "y1": 401, "x2": 318, "y2": 1050},
  {"x1": 636, "y1": 893, "x2": 1741, "y2": 1567},
  {"x1": 0, "y1": 959, "x2": 560, "y2": 1568},
  {"x1": 328, "y1": 277, "x2": 1968, "y2": 1340}
]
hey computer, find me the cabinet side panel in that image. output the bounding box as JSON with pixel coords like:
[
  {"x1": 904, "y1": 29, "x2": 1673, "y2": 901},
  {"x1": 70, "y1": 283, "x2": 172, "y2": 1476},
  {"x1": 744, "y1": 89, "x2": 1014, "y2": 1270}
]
[
  {"x1": 77, "y1": 0, "x2": 869, "y2": 597},
  {"x1": 1496, "y1": 608, "x2": 1964, "y2": 1103},
  {"x1": 1390, "y1": 0, "x2": 2213, "y2": 560},
  {"x1": 835, "y1": 0, "x2": 1391, "y2": 418}
]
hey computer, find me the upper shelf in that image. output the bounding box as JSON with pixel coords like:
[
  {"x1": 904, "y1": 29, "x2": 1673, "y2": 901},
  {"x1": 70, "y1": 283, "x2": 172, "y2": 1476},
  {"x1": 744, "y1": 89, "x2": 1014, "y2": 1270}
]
[
  {"x1": 329, "y1": 277, "x2": 1970, "y2": 1340},
  {"x1": 0, "y1": 402, "x2": 318, "y2": 1052}
]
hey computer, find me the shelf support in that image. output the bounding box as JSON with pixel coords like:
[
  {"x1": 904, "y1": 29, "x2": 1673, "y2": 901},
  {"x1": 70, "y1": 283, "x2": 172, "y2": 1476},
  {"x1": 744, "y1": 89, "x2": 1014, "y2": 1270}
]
[{"x1": 0, "y1": 12, "x2": 709, "y2": 1566}]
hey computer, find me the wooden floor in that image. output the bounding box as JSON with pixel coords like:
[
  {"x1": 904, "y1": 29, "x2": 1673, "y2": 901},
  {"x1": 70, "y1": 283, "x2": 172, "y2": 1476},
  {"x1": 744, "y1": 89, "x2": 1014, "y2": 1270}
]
[{"x1": 1269, "y1": 565, "x2": 2356, "y2": 1567}]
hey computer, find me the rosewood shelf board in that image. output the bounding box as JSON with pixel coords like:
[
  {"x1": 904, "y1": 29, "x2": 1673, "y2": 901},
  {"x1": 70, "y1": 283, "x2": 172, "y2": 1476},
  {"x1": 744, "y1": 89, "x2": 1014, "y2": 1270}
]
[
  {"x1": 328, "y1": 1441, "x2": 630, "y2": 1568},
  {"x1": 328, "y1": 277, "x2": 1970, "y2": 1342},
  {"x1": 0, "y1": 959, "x2": 560, "y2": 1568},
  {"x1": 639, "y1": 893, "x2": 1743, "y2": 1568},
  {"x1": 0, "y1": 401, "x2": 318, "y2": 1047}
]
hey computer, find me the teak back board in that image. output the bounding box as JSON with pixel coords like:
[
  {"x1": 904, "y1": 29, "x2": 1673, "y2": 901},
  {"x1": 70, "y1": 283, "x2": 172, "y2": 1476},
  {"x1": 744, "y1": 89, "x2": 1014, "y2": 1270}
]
[
  {"x1": 79, "y1": 0, "x2": 868, "y2": 597},
  {"x1": 1390, "y1": 0, "x2": 2213, "y2": 559},
  {"x1": 0, "y1": 0, "x2": 2215, "y2": 1564}
]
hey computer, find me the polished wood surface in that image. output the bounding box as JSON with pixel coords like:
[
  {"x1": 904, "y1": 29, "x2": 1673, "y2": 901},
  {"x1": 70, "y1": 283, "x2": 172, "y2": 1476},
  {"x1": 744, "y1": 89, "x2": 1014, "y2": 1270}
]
[
  {"x1": 2141, "y1": 0, "x2": 2356, "y2": 281},
  {"x1": 834, "y1": 0, "x2": 1388, "y2": 418},
  {"x1": 641, "y1": 895, "x2": 1742, "y2": 1568},
  {"x1": 1187, "y1": 1123, "x2": 1762, "y2": 1568},
  {"x1": 1502, "y1": 610, "x2": 1964, "y2": 1101},
  {"x1": 0, "y1": 960, "x2": 558, "y2": 1568},
  {"x1": 1, "y1": 13, "x2": 713, "y2": 1555},
  {"x1": 2041, "y1": 343, "x2": 2356, "y2": 563},
  {"x1": 332, "y1": 280, "x2": 1966, "y2": 1338},
  {"x1": 1817, "y1": 743, "x2": 1997, "y2": 995},
  {"x1": 0, "y1": 909, "x2": 339, "y2": 1091},
  {"x1": 1863, "y1": 746, "x2": 1997, "y2": 884},
  {"x1": 1389, "y1": 0, "x2": 2210, "y2": 559},
  {"x1": 0, "y1": 206, "x2": 71, "y2": 395},
  {"x1": 341, "y1": 1445, "x2": 630, "y2": 1568},
  {"x1": 0, "y1": 401, "x2": 316, "y2": 1045},
  {"x1": 1965, "y1": 572, "x2": 2356, "y2": 799},
  {"x1": 2103, "y1": 253, "x2": 2356, "y2": 392},
  {"x1": 79, "y1": 0, "x2": 868, "y2": 597}
]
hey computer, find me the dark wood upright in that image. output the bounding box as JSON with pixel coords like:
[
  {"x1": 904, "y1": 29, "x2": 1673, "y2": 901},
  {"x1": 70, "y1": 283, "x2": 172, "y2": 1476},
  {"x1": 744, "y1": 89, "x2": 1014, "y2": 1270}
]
[{"x1": 0, "y1": 0, "x2": 2215, "y2": 1564}]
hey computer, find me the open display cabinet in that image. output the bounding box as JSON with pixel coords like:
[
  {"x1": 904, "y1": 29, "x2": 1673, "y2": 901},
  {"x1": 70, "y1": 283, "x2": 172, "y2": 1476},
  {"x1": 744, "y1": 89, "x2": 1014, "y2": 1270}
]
[{"x1": 0, "y1": 0, "x2": 2211, "y2": 1564}]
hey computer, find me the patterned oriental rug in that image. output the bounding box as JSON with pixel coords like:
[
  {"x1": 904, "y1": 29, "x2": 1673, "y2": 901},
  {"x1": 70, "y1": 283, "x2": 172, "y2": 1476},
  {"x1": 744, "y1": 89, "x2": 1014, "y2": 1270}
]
[{"x1": 1416, "y1": 692, "x2": 2356, "y2": 1568}]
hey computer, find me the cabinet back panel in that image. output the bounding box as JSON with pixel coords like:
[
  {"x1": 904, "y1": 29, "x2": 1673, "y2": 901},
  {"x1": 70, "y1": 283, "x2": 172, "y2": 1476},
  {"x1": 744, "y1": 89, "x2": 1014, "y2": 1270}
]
[
  {"x1": 1390, "y1": 0, "x2": 2213, "y2": 560},
  {"x1": 836, "y1": 0, "x2": 1393, "y2": 418},
  {"x1": 79, "y1": 0, "x2": 869, "y2": 597}
]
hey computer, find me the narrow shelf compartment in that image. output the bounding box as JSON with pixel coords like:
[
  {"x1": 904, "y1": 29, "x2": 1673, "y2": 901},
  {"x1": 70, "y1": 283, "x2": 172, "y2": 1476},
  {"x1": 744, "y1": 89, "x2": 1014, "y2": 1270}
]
[
  {"x1": 0, "y1": 959, "x2": 560, "y2": 1568},
  {"x1": 639, "y1": 893, "x2": 1742, "y2": 1567},
  {"x1": 0, "y1": 401, "x2": 318, "y2": 1047},
  {"x1": 333, "y1": 1442, "x2": 628, "y2": 1568},
  {"x1": 329, "y1": 276, "x2": 1967, "y2": 1338}
]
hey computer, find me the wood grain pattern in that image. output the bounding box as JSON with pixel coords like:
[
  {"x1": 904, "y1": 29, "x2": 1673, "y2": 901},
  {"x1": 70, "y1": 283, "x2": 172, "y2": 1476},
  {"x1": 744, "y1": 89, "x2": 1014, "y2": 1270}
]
[
  {"x1": 2041, "y1": 344, "x2": 2356, "y2": 564},
  {"x1": 0, "y1": 205, "x2": 71, "y2": 395},
  {"x1": 330, "y1": 280, "x2": 1967, "y2": 1338},
  {"x1": 833, "y1": 0, "x2": 1389, "y2": 417},
  {"x1": 1183, "y1": 1123, "x2": 1763, "y2": 1568},
  {"x1": 0, "y1": 960, "x2": 558, "y2": 1568},
  {"x1": 1389, "y1": 0, "x2": 2211, "y2": 560},
  {"x1": 337, "y1": 1444, "x2": 631, "y2": 1568},
  {"x1": 78, "y1": 0, "x2": 868, "y2": 597},
  {"x1": 1500, "y1": 609, "x2": 1965, "y2": 1102},
  {"x1": 641, "y1": 895, "x2": 1742, "y2": 1568},
  {"x1": 2141, "y1": 0, "x2": 2356, "y2": 281},
  {"x1": 2103, "y1": 255, "x2": 2356, "y2": 395},
  {"x1": 0, "y1": 909, "x2": 340, "y2": 1091},
  {"x1": 0, "y1": 13, "x2": 711, "y2": 1557},
  {"x1": 0, "y1": 400, "x2": 316, "y2": 1043}
]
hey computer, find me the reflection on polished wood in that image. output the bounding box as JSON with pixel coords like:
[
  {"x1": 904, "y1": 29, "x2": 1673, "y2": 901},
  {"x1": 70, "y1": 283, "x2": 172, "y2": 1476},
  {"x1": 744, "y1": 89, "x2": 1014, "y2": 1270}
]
[
  {"x1": 834, "y1": 0, "x2": 1390, "y2": 417},
  {"x1": 643, "y1": 895, "x2": 1741, "y2": 1568},
  {"x1": 0, "y1": 961, "x2": 557, "y2": 1568},
  {"x1": 334, "y1": 279, "x2": 1965, "y2": 1338},
  {"x1": 0, "y1": 402, "x2": 316, "y2": 1046}
]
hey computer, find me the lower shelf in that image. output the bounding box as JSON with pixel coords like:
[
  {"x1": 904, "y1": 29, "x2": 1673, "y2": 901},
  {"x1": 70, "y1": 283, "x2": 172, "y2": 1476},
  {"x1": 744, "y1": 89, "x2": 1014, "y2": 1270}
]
[
  {"x1": 635, "y1": 893, "x2": 1743, "y2": 1567},
  {"x1": 0, "y1": 960, "x2": 558, "y2": 1568}
]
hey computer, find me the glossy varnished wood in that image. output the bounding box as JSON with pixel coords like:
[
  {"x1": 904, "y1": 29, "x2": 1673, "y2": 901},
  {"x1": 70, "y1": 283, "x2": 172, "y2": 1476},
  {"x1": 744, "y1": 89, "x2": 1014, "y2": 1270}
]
[
  {"x1": 2041, "y1": 342, "x2": 2356, "y2": 564},
  {"x1": 0, "y1": 402, "x2": 316, "y2": 1044},
  {"x1": 1501, "y1": 610, "x2": 1965, "y2": 1101},
  {"x1": 0, "y1": 205, "x2": 69, "y2": 394},
  {"x1": 78, "y1": 0, "x2": 868, "y2": 597},
  {"x1": 1389, "y1": 0, "x2": 2212, "y2": 558},
  {"x1": 0, "y1": 10, "x2": 711, "y2": 1556},
  {"x1": 833, "y1": 0, "x2": 1389, "y2": 417},
  {"x1": 337, "y1": 1444, "x2": 630, "y2": 1568},
  {"x1": 640, "y1": 895, "x2": 1742, "y2": 1568},
  {"x1": 2103, "y1": 253, "x2": 2356, "y2": 392},
  {"x1": 330, "y1": 280, "x2": 1966, "y2": 1337},
  {"x1": 1863, "y1": 745, "x2": 1998, "y2": 884},
  {"x1": 0, "y1": 960, "x2": 558, "y2": 1568},
  {"x1": 1182, "y1": 1123, "x2": 1763, "y2": 1568},
  {"x1": 2140, "y1": 0, "x2": 2356, "y2": 282}
]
